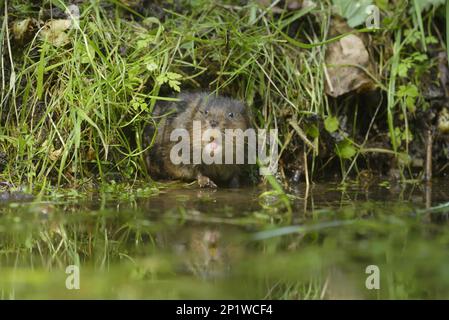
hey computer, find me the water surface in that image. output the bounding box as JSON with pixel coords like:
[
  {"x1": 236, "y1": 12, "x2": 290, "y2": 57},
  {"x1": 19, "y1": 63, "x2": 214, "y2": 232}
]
[{"x1": 1, "y1": 180, "x2": 449, "y2": 299}]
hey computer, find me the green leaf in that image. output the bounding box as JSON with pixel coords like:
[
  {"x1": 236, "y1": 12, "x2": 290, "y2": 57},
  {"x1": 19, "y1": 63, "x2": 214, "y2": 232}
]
[
  {"x1": 404, "y1": 29, "x2": 421, "y2": 45},
  {"x1": 425, "y1": 36, "x2": 438, "y2": 45},
  {"x1": 397, "y1": 84, "x2": 419, "y2": 98},
  {"x1": 37, "y1": 41, "x2": 48, "y2": 100},
  {"x1": 156, "y1": 72, "x2": 183, "y2": 91},
  {"x1": 168, "y1": 80, "x2": 181, "y2": 92},
  {"x1": 335, "y1": 140, "x2": 357, "y2": 159},
  {"x1": 80, "y1": 43, "x2": 96, "y2": 64},
  {"x1": 332, "y1": 0, "x2": 373, "y2": 27},
  {"x1": 156, "y1": 74, "x2": 168, "y2": 84},
  {"x1": 411, "y1": 52, "x2": 428, "y2": 62},
  {"x1": 405, "y1": 96, "x2": 416, "y2": 113},
  {"x1": 397, "y1": 61, "x2": 411, "y2": 78},
  {"x1": 374, "y1": 0, "x2": 388, "y2": 11},
  {"x1": 324, "y1": 116, "x2": 339, "y2": 133},
  {"x1": 398, "y1": 152, "x2": 412, "y2": 166},
  {"x1": 146, "y1": 60, "x2": 158, "y2": 72},
  {"x1": 167, "y1": 72, "x2": 182, "y2": 80},
  {"x1": 413, "y1": 0, "x2": 445, "y2": 12},
  {"x1": 305, "y1": 124, "x2": 319, "y2": 139}
]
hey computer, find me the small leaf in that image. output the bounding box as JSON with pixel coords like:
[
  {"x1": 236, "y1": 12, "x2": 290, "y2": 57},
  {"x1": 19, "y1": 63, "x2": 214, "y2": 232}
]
[
  {"x1": 335, "y1": 140, "x2": 357, "y2": 159},
  {"x1": 425, "y1": 36, "x2": 438, "y2": 44},
  {"x1": 412, "y1": 0, "x2": 445, "y2": 13},
  {"x1": 412, "y1": 53, "x2": 428, "y2": 62},
  {"x1": 169, "y1": 80, "x2": 181, "y2": 92},
  {"x1": 305, "y1": 124, "x2": 319, "y2": 139},
  {"x1": 156, "y1": 74, "x2": 167, "y2": 84},
  {"x1": 324, "y1": 116, "x2": 339, "y2": 133},
  {"x1": 167, "y1": 72, "x2": 182, "y2": 80},
  {"x1": 49, "y1": 148, "x2": 63, "y2": 161},
  {"x1": 146, "y1": 60, "x2": 158, "y2": 72},
  {"x1": 404, "y1": 29, "x2": 421, "y2": 45},
  {"x1": 397, "y1": 63, "x2": 410, "y2": 78},
  {"x1": 405, "y1": 96, "x2": 416, "y2": 113},
  {"x1": 332, "y1": 0, "x2": 373, "y2": 27},
  {"x1": 397, "y1": 84, "x2": 419, "y2": 98},
  {"x1": 80, "y1": 43, "x2": 96, "y2": 64}
]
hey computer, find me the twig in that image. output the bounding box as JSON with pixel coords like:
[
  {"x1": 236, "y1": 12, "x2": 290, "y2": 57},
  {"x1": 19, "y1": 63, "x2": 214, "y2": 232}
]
[{"x1": 425, "y1": 129, "x2": 433, "y2": 182}]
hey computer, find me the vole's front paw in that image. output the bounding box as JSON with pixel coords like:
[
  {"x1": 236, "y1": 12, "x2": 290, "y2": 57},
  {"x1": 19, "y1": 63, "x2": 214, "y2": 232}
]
[{"x1": 197, "y1": 175, "x2": 218, "y2": 188}]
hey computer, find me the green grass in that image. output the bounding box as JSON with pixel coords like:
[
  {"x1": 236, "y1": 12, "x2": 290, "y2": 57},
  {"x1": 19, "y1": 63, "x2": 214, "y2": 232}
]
[{"x1": 0, "y1": 0, "x2": 448, "y2": 192}]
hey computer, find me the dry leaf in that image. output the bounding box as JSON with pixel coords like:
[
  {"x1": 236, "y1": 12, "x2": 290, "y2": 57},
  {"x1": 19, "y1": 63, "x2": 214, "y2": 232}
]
[
  {"x1": 325, "y1": 34, "x2": 374, "y2": 97},
  {"x1": 87, "y1": 147, "x2": 96, "y2": 161},
  {"x1": 438, "y1": 107, "x2": 449, "y2": 134},
  {"x1": 12, "y1": 18, "x2": 35, "y2": 40},
  {"x1": 49, "y1": 147, "x2": 62, "y2": 161},
  {"x1": 40, "y1": 19, "x2": 73, "y2": 47}
]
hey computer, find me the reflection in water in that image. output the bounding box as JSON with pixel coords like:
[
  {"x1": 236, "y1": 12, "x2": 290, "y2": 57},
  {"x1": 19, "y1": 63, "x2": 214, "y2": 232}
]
[{"x1": 0, "y1": 180, "x2": 449, "y2": 299}]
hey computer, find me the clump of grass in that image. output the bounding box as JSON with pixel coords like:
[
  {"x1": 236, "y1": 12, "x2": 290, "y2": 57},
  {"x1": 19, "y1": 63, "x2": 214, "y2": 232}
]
[{"x1": 0, "y1": 0, "x2": 325, "y2": 189}]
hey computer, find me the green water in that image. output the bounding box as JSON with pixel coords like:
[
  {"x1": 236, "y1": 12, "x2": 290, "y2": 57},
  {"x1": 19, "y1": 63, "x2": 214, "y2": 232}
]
[{"x1": 1, "y1": 180, "x2": 449, "y2": 299}]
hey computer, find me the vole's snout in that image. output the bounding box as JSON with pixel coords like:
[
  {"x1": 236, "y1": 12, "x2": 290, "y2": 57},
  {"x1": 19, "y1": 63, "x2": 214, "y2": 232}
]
[
  {"x1": 209, "y1": 141, "x2": 219, "y2": 151},
  {"x1": 209, "y1": 120, "x2": 218, "y2": 128}
]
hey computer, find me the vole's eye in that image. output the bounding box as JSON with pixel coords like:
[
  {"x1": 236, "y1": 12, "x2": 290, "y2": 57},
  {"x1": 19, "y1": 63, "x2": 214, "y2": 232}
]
[
  {"x1": 204, "y1": 110, "x2": 209, "y2": 115},
  {"x1": 228, "y1": 112, "x2": 234, "y2": 118}
]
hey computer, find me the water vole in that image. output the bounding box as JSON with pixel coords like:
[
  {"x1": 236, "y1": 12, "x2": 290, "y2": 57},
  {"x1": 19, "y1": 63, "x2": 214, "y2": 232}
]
[{"x1": 144, "y1": 92, "x2": 253, "y2": 188}]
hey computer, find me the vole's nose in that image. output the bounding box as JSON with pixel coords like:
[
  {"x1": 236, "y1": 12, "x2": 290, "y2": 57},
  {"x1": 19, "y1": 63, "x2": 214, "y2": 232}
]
[{"x1": 209, "y1": 120, "x2": 218, "y2": 128}]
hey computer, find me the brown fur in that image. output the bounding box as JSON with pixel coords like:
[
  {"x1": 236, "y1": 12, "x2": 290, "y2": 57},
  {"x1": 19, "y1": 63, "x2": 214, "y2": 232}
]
[{"x1": 144, "y1": 92, "x2": 253, "y2": 187}]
